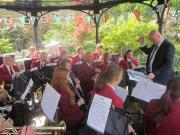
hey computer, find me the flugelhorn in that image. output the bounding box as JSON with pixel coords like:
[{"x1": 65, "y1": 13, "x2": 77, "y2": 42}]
[{"x1": 2, "y1": 121, "x2": 66, "y2": 135}]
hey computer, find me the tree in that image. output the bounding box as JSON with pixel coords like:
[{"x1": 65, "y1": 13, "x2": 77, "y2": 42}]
[
  {"x1": 0, "y1": 38, "x2": 13, "y2": 54},
  {"x1": 100, "y1": 14, "x2": 158, "y2": 56}
]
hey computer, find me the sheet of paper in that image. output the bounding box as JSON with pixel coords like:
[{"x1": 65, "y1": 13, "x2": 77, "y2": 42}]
[
  {"x1": 87, "y1": 94, "x2": 112, "y2": 134},
  {"x1": 132, "y1": 80, "x2": 166, "y2": 102},
  {"x1": 115, "y1": 86, "x2": 127, "y2": 102},
  {"x1": 21, "y1": 79, "x2": 33, "y2": 100},
  {"x1": 41, "y1": 83, "x2": 61, "y2": 121}
]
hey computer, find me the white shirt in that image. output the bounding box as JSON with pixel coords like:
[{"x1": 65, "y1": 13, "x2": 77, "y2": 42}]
[
  {"x1": 149, "y1": 39, "x2": 164, "y2": 72},
  {"x1": 5, "y1": 64, "x2": 15, "y2": 75}
]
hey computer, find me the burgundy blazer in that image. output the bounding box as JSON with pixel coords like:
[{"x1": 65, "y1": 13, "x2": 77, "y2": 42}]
[
  {"x1": 72, "y1": 55, "x2": 81, "y2": 65},
  {"x1": 145, "y1": 99, "x2": 180, "y2": 135},
  {"x1": 76, "y1": 62, "x2": 96, "y2": 92},
  {"x1": 96, "y1": 84, "x2": 124, "y2": 109},
  {"x1": 31, "y1": 60, "x2": 40, "y2": 69},
  {"x1": 119, "y1": 58, "x2": 139, "y2": 70},
  {"x1": 97, "y1": 62, "x2": 108, "y2": 72},
  {"x1": 57, "y1": 88, "x2": 84, "y2": 128},
  {"x1": 0, "y1": 64, "x2": 19, "y2": 84},
  {"x1": 31, "y1": 60, "x2": 50, "y2": 69}
]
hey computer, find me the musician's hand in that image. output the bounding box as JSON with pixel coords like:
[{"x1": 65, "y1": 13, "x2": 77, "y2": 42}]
[
  {"x1": 92, "y1": 74, "x2": 98, "y2": 81},
  {"x1": 0, "y1": 118, "x2": 13, "y2": 132},
  {"x1": 95, "y1": 68, "x2": 101, "y2": 73},
  {"x1": 75, "y1": 83, "x2": 81, "y2": 89},
  {"x1": 138, "y1": 36, "x2": 145, "y2": 46},
  {"x1": 128, "y1": 124, "x2": 135, "y2": 134},
  {"x1": 74, "y1": 78, "x2": 80, "y2": 84},
  {"x1": 77, "y1": 98, "x2": 85, "y2": 107},
  {"x1": 4, "y1": 118, "x2": 13, "y2": 128},
  {"x1": 132, "y1": 64, "x2": 137, "y2": 70},
  {"x1": 112, "y1": 105, "x2": 115, "y2": 110},
  {"x1": 148, "y1": 73, "x2": 155, "y2": 80}
]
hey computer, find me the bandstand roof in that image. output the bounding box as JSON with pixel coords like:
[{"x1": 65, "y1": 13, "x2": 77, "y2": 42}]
[{"x1": 0, "y1": 0, "x2": 165, "y2": 16}]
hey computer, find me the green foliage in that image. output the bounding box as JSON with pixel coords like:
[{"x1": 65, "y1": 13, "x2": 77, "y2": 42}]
[
  {"x1": 174, "y1": 55, "x2": 180, "y2": 76},
  {"x1": 100, "y1": 14, "x2": 158, "y2": 56},
  {"x1": 0, "y1": 26, "x2": 31, "y2": 52},
  {"x1": 84, "y1": 40, "x2": 96, "y2": 52},
  {"x1": 0, "y1": 38, "x2": 13, "y2": 54},
  {"x1": 43, "y1": 21, "x2": 75, "y2": 45}
]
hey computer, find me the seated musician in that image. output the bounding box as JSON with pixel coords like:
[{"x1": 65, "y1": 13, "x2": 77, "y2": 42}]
[
  {"x1": 56, "y1": 51, "x2": 68, "y2": 65},
  {"x1": 0, "y1": 56, "x2": 19, "y2": 91},
  {"x1": 60, "y1": 58, "x2": 86, "y2": 105},
  {"x1": 51, "y1": 67, "x2": 85, "y2": 134},
  {"x1": 94, "y1": 64, "x2": 124, "y2": 108},
  {"x1": 92, "y1": 44, "x2": 104, "y2": 62},
  {"x1": 0, "y1": 117, "x2": 13, "y2": 133},
  {"x1": 25, "y1": 46, "x2": 39, "y2": 60},
  {"x1": 31, "y1": 51, "x2": 49, "y2": 69},
  {"x1": 72, "y1": 46, "x2": 84, "y2": 65},
  {"x1": 96, "y1": 52, "x2": 112, "y2": 72},
  {"x1": 119, "y1": 49, "x2": 139, "y2": 70},
  {"x1": 75, "y1": 52, "x2": 97, "y2": 101},
  {"x1": 145, "y1": 77, "x2": 180, "y2": 135}
]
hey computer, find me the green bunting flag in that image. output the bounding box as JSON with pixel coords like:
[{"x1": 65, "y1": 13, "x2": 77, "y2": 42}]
[{"x1": 86, "y1": 16, "x2": 91, "y2": 24}]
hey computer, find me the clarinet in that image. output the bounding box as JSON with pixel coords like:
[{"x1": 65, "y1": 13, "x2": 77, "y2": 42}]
[{"x1": 68, "y1": 81, "x2": 88, "y2": 111}]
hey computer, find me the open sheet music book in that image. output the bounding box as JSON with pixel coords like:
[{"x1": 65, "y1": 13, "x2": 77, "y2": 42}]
[
  {"x1": 87, "y1": 94, "x2": 112, "y2": 134},
  {"x1": 127, "y1": 69, "x2": 152, "y2": 82},
  {"x1": 41, "y1": 83, "x2": 61, "y2": 121},
  {"x1": 132, "y1": 80, "x2": 166, "y2": 102},
  {"x1": 115, "y1": 86, "x2": 127, "y2": 102}
]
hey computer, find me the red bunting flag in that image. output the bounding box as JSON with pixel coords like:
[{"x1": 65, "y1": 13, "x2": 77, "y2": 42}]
[
  {"x1": 7, "y1": 17, "x2": 14, "y2": 28},
  {"x1": 134, "y1": 10, "x2": 141, "y2": 21},
  {"x1": 104, "y1": 13, "x2": 110, "y2": 23}
]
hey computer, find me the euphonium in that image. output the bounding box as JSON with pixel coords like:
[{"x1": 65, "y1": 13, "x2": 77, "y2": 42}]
[
  {"x1": 0, "y1": 81, "x2": 12, "y2": 103},
  {"x1": 2, "y1": 120, "x2": 66, "y2": 135}
]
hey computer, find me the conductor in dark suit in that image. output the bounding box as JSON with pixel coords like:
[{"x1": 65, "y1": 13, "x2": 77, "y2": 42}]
[{"x1": 138, "y1": 30, "x2": 175, "y2": 85}]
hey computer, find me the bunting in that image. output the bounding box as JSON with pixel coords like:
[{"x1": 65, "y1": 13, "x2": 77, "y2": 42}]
[{"x1": 134, "y1": 10, "x2": 141, "y2": 21}]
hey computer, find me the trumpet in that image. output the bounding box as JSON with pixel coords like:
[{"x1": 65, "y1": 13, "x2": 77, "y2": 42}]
[{"x1": 1, "y1": 114, "x2": 66, "y2": 135}]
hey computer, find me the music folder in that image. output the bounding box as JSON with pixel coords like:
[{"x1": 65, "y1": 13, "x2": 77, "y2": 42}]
[{"x1": 104, "y1": 107, "x2": 128, "y2": 135}]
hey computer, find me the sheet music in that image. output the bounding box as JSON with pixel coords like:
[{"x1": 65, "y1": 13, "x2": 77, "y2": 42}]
[
  {"x1": 21, "y1": 79, "x2": 33, "y2": 100},
  {"x1": 128, "y1": 69, "x2": 151, "y2": 82},
  {"x1": 132, "y1": 80, "x2": 166, "y2": 102},
  {"x1": 87, "y1": 94, "x2": 112, "y2": 134},
  {"x1": 47, "y1": 63, "x2": 57, "y2": 66},
  {"x1": 115, "y1": 86, "x2": 127, "y2": 102},
  {"x1": 31, "y1": 67, "x2": 38, "y2": 71},
  {"x1": 41, "y1": 83, "x2": 61, "y2": 121}
]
